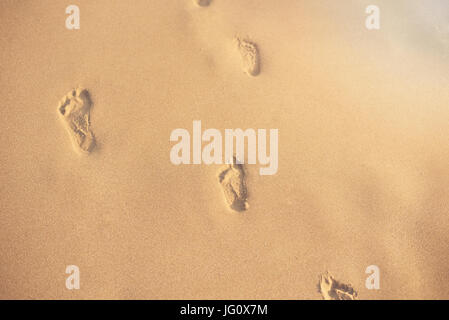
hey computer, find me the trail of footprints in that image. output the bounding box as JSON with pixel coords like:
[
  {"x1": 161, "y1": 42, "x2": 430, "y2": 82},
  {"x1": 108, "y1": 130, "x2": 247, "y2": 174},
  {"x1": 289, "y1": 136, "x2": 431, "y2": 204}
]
[
  {"x1": 58, "y1": 3, "x2": 260, "y2": 207},
  {"x1": 56, "y1": 4, "x2": 359, "y2": 300},
  {"x1": 59, "y1": 4, "x2": 260, "y2": 152}
]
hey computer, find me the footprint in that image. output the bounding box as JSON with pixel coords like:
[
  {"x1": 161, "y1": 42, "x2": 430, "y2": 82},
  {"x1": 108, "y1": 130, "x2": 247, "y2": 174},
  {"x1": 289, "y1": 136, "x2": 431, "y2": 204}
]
[
  {"x1": 58, "y1": 88, "x2": 95, "y2": 154},
  {"x1": 235, "y1": 37, "x2": 260, "y2": 76},
  {"x1": 218, "y1": 160, "x2": 249, "y2": 212},
  {"x1": 318, "y1": 272, "x2": 358, "y2": 300},
  {"x1": 194, "y1": 0, "x2": 211, "y2": 7}
]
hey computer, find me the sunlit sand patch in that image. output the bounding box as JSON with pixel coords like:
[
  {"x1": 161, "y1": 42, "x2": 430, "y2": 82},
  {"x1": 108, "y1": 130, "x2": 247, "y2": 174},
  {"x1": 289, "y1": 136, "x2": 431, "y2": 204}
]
[
  {"x1": 218, "y1": 160, "x2": 249, "y2": 212},
  {"x1": 58, "y1": 88, "x2": 95, "y2": 154},
  {"x1": 235, "y1": 37, "x2": 260, "y2": 76},
  {"x1": 318, "y1": 272, "x2": 358, "y2": 300}
]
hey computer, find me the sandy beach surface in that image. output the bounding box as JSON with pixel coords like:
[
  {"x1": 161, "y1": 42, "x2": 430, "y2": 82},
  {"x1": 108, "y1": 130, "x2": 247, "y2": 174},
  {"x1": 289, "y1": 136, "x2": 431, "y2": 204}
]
[{"x1": 1, "y1": 0, "x2": 448, "y2": 299}]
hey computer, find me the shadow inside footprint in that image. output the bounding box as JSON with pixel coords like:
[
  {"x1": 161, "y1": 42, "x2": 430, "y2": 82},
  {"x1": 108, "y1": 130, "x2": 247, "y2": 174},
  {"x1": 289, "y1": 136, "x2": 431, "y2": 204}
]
[
  {"x1": 58, "y1": 88, "x2": 96, "y2": 154},
  {"x1": 218, "y1": 160, "x2": 249, "y2": 212},
  {"x1": 194, "y1": 0, "x2": 211, "y2": 7},
  {"x1": 318, "y1": 272, "x2": 358, "y2": 300}
]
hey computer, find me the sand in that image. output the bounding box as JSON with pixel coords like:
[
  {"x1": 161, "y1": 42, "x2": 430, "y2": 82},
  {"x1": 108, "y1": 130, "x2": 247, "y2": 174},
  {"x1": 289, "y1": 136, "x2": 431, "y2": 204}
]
[{"x1": 0, "y1": 0, "x2": 448, "y2": 299}]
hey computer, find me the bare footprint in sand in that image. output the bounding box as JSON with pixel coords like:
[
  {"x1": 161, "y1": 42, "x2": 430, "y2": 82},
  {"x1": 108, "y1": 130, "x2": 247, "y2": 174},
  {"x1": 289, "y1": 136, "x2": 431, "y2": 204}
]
[
  {"x1": 235, "y1": 37, "x2": 260, "y2": 76},
  {"x1": 58, "y1": 88, "x2": 95, "y2": 154},
  {"x1": 218, "y1": 160, "x2": 249, "y2": 212},
  {"x1": 318, "y1": 272, "x2": 358, "y2": 300},
  {"x1": 194, "y1": 0, "x2": 211, "y2": 7}
]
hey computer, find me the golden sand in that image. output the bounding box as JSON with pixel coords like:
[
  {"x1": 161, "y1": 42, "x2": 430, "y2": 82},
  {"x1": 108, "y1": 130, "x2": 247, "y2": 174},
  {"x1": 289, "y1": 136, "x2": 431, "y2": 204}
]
[{"x1": 0, "y1": 0, "x2": 448, "y2": 299}]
